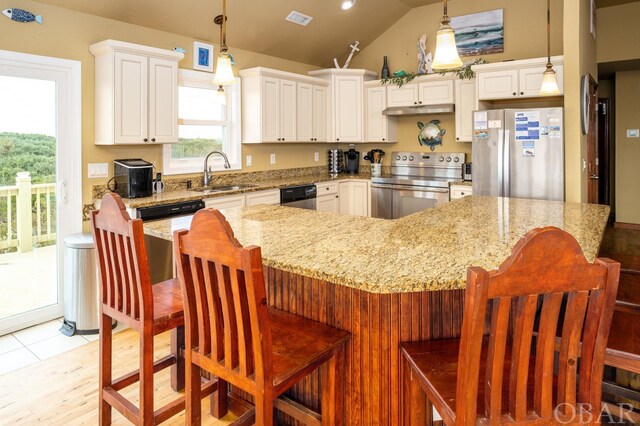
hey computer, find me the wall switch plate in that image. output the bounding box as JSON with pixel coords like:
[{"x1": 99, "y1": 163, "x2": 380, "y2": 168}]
[
  {"x1": 314, "y1": 152, "x2": 319, "y2": 162},
  {"x1": 88, "y1": 162, "x2": 108, "y2": 178},
  {"x1": 627, "y1": 129, "x2": 639, "y2": 138},
  {"x1": 270, "y1": 154, "x2": 276, "y2": 164},
  {"x1": 246, "y1": 155, "x2": 252, "y2": 167}
]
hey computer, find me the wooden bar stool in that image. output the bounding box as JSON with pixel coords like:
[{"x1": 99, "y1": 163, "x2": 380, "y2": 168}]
[
  {"x1": 91, "y1": 193, "x2": 217, "y2": 425},
  {"x1": 401, "y1": 227, "x2": 620, "y2": 425},
  {"x1": 173, "y1": 208, "x2": 351, "y2": 425}
]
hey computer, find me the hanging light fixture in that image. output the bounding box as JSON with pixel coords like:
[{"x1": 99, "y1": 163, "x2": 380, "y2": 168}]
[
  {"x1": 212, "y1": 0, "x2": 235, "y2": 103},
  {"x1": 431, "y1": 0, "x2": 463, "y2": 70},
  {"x1": 539, "y1": 0, "x2": 560, "y2": 95},
  {"x1": 341, "y1": 0, "x2": 356, "y2": 10}
]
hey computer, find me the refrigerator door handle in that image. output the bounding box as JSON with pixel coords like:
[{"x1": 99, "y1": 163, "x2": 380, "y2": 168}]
[
  {"x1": 497, "y1": 129, "x2": 504, "y2": 197},
  {"x1": 503, "y1": 130, "x2": 511, "y2": 198}
]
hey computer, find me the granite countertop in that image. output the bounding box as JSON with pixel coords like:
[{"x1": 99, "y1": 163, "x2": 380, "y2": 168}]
[
  {"x1": 143, "y1": 196, "x2": 610, "y2": 294},
  {"x1": 111, "y1": 173, "x2": 373, "y2": 209}
]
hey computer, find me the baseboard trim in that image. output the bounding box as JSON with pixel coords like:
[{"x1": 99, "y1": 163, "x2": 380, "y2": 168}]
[{"x1": 614, "y1": 222, "x2": 640, "y2": 230}]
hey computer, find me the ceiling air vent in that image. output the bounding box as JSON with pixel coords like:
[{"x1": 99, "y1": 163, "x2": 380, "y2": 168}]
[{"x1": 285, "y1": 11, "x2": 313, "y2": 27}]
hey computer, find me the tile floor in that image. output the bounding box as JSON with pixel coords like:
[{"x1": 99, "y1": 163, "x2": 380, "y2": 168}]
[{"x1": 0, "y1": 318, "x2": 128, "y2": 376}]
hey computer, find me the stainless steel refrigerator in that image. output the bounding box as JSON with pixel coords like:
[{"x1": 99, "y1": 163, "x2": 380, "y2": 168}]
[{"x1": 471, "y1": 108, "x2": 564, "y2": 201}]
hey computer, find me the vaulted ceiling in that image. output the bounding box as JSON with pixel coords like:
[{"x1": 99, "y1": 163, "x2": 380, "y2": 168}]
[{"x1": 33, "y1": 0, "x2": 443, "y2": 67}]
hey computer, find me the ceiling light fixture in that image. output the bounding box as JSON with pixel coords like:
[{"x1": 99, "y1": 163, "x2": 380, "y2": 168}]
[
  {"x1": 212, "y1": 0, "x2": 235, "y2": 102},
  {"x1": 341, "y1": 0, "x2": 356, "y2": 11},
  {"x1": 539, "y1": 0, "x2": 561, "y2": 95},
  {"x1": 431, "y1": 0, "x2": 463, "y2": 70},
  {"x1": 285, "y1": 11, "x2": 314, "y2": 27}
]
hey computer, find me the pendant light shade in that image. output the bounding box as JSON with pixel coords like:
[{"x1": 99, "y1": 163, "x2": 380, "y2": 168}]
[
  {"x1": 539, "y1": 0, "x2": 560, "y2": 95},
  {"x1": 432, "y1": 0, "x2": 463, "y2": 70},
  {"x1": 212, "y1": 0, "x2": 235, "y2": 88}
]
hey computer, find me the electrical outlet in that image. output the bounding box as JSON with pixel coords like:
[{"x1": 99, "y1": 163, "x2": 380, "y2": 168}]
[
  {"x1": 627, "y1": 129, "x2": 639, "y2": 138},
  {"x1": 246, "y1": 155, "x2": 252, "y2": 167},
  {"x1": 88, "y1": 162, "x2": 108, "y2": 178},
  {"x1": 314, "y1": 152, "x2": 319, "y2": 162},
  {"x1": 270, "y1": 154, "x2": 276, "y2": 165}
]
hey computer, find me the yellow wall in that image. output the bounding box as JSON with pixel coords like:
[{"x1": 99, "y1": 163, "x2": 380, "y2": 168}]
[
  {"x1": 597, "y1": 2, "x2": 640, "y2": 64},
  {"x1": 1, "y1": 0, "x2": 331, "y2": 208},
  {"x1": 615, "y1": 71, "x2": 640, "y2": 224}
]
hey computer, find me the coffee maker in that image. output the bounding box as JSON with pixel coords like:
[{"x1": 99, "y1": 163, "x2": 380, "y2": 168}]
[{"x1": 345, "y1": 145, "x2": 359, "y2": 174}]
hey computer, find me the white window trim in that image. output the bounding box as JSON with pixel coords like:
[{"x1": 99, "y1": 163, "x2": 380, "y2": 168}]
[{"x1": 163, "y1": 69, "x2": 241, "y2": 175}]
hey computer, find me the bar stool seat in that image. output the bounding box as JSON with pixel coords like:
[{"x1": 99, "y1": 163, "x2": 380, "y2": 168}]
[{"x1": 151, "y1": 278, "x2": 184, "y2": 334}]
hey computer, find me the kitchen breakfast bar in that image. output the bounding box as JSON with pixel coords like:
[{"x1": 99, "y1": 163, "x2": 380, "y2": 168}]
[{"x1": 143, "y1": 196, "x2": 610, "y2": 425}]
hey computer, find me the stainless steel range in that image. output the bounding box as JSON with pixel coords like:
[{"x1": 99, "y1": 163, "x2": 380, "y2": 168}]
[{"x1": 371, "y1": 151, "x2": 465, "y2": 219}]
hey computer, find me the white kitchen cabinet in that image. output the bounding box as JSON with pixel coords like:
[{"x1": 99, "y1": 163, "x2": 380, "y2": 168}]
[
  {"x1": 454, "y1": 79, "x2": 478, "y2": 143},
  {"x1": 308, "y1": 69, "x2": 376, "y2": 143},
  {"x1": 365, "y1": 83, "x2": 397, "y2": 143},
  {"x1": 90, "y1": 40, "x2": 183, "y2": 145},
  {"x1": 316, "y1": 181, "x2": 340, "y2": 213},
  {"x1": 386, "y1": 77, "x2": 453, "y2": 107},
  {"x1": 297, "y1": 83, "x2": 327, "y2": 142},
  {"x1": 241, "y1": 68, "x2": 329, "y2": 143},
  {"x1": 474, "y1": 56, "x2": 564, "y2": 100},
  {"x1": 245, "y1": 189, "x2": 280, "y2": 206},
  {"x1": 204, "y1": 195, "x2": 246, "y2": 209},
  {"x1": 338, "y1": 181, "x2": 370, "y2": 217},
  {"x1": 450, "y1": 185, "x2": 473, "y2": 200}
]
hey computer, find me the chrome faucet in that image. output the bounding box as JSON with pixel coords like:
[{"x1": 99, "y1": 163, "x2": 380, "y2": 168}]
[{"x1": 203, "y1": 150, "x2": 231, "y2": 187}]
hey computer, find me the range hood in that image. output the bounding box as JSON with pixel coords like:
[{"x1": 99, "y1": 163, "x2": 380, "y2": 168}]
[{"x1": 382, "y1": 103, "x2": 455, "y2": 116}]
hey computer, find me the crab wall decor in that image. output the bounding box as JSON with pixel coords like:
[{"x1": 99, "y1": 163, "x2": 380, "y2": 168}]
[{"x1": 417, "y1": 120, "x2": 445, "y2": 151}]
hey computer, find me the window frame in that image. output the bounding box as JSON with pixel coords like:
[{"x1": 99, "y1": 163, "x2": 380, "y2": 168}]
[{"x1": 162, "y1": 68, "x2": 241, "y2": 175}]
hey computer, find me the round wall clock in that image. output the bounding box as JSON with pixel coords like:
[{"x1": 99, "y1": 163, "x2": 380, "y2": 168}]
[{"x1": 580, "y1": 75, "x2": 589, "y2": 135}]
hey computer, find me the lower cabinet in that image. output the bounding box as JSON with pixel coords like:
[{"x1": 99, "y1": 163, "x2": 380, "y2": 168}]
[
  {"x1": 450, "y1": 185, "x2": 473, "y2": 200},
  {"x1": 317, "y1": 194, "x2": 340, "y2": 213},
  {"x1": 339, "y1": 181, "x2": 370, "y2": 217},
  {"x1": 205, "y1": 189, "x2": 281, "y2": 209}
]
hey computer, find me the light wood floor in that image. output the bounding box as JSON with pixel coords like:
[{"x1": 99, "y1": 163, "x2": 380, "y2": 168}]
[{"x1": 0, "y1": 328, "x2": 237, "y2": 425}]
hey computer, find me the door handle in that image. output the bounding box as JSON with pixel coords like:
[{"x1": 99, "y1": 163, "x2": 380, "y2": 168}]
[
  {"x1": 590, "y1": 175, "x2": 599, "y2": 180},
  {"x1": 59, "y1": 179, "x2": 68, "y2": 204}
]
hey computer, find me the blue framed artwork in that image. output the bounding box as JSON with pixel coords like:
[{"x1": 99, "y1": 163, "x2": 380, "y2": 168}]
[
  {"x1": 450, "y1": 9, "x2": 504, "y2": 57},
  {"x1": 193, "y1": 41, "x2": 214, "y2": 72}
]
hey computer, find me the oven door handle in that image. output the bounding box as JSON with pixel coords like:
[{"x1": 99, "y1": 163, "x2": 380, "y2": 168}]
[{"x1": 390, "y1": 185, "x2": 450, "y2": 193}]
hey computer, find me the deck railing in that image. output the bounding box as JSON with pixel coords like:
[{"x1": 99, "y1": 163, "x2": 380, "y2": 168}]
[{"x1": 0, "y1": 172, "x2": 56, "y2": 252}]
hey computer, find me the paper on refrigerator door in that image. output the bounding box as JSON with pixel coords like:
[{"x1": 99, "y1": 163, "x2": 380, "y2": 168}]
[
  {"x1": 474, "y1": 111, "x2": 488, "y2": 130},
  {"x1": 515, "y1": 111, "x2": 540, "y2": 141}
]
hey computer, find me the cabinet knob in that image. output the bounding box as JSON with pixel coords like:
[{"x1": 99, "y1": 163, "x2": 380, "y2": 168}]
[
  {"x1": 282, "y1": 138, "x2": 285, "y2": 141},
  {"x1": 520, "y1": 92, "x2": 524, "y2": 95},
  {"x1": 456, "y1": 137, "x2": 460, "y2": 141},
  {"x1": 382, "y1": 138, "x2": 386, "y2": 141},
  {"x1": 277, "y1": 138, "x2": 281, "y2": 141},
  {"x1": 419, "y1": 101, "x2": 423, "y2": 104},
  {"x1": 336, "y1": 138, "x2": 340, "y2": 141},
  {"x1": 513, "y1": 92, "x2": 517, "y2": 96},
  {"x1": 414, "y1": 101, "x2": 417, "y2": 105},
  {"x1": 151, "y1": 138, "x2": 156, "y2": 142},
  {"x1": 143, "y1": 138, "x2": 148, "y2": 142}
]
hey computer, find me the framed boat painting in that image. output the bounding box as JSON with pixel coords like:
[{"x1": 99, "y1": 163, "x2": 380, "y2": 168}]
[{"x1": 193, "y1": 41, "x2": 214, "y2": 72}]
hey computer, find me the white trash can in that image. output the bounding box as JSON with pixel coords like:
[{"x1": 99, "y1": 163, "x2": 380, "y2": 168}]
[{"x1": 60, "y1": 233, "x2": 102, "y2": 336}]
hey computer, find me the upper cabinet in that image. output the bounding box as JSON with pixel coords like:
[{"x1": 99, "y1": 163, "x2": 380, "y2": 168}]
[
  {"x1": 364, "y1": 81, "x2": 397, "y2": 143},
  {"x1": 387, "y1": 77, "x2": 454, "y2": 107},
  {"x1": 90, "y1": 40, "x2": 183, "y2": 145},
  {"x1": 454, "y1": 78, "x2": 478, "y2": 143},
  {"x1": 473, "y1": 56, "x2": 564, "y2": 100},
  {"x1": 240, "y1": 67, "x2": 328, "y2": 143},
  {"x1": 308, "y1": 69, "x2": 377, "y2": 143}
]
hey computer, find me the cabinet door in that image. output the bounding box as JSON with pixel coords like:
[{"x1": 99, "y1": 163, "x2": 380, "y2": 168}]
[
  {"x1": 454, "y1": 79, "x2": 478, "y2": 142},
  {"x1": 148, "y1": 58, "x2": 178, "y2": 143},
  {"x1": 339, "y1": 182, "x2": 350, "y2": 214},
  {"x1": 114, "y1": 52, "x2": 148, "y2": 144},
  {"x1": 334, "y1": 76, "x2": 363, "y2": 142},
  {"x1": 297, "y1": 82, "x2": 313, "y2": 142},
  {"x1": 316, "y1": 194, "x2": 339, "y2": 213},
  {"x1": 350, "y1": 181, "x2": 370, "y2": 217},
  {"x1": 261, "y1": 76, "x2": 280, "y2": 142},
  {"x1": 204, "y1": 195, "x2": 246, "y2": 209},
  {"x1": 279, "y1": 79, "x2": 297, "y2": 142},
  {"x1": 477, "y1": 69, "x2": 519, "y2": 100},
  {"x1": 246, "y1": 189, "x2": 280, "y2": 206},
  {"x1": 366, "y1": 86, "x2": 388, "y2": 142},
  {"x1": 519, "y1": 65, "x2": 564, "y2": 97},
  {"x1": 312, "y1": 85, "x2": 327, "y2": 142},
  {"x1": 450, "y1": 185, "x2": 473, "y2": 200},
  {"x1": 386, "y1": 84, "x2": 419, "y2": 107},
  {"x1": 418, "y1": 80, "x2": 454, "y2": 105}
]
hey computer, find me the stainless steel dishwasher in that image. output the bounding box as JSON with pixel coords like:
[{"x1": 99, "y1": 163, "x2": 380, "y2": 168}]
[{"x1": 280, "y1": 185, "x2": 317, "y2": 210}]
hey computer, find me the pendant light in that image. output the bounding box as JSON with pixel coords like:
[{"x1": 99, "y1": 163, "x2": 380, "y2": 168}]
[
  {"x1": 212, "y1": 0, "x2": 235, "y2": 98},
  {"x1": 431, "y1": 0, "x2": 463, "y2": 70},
  {"x1": 539, "y1": 0, "x2": 560, "y2": 95}
]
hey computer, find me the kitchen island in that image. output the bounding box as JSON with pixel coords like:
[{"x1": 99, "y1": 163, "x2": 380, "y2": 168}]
[{"x1": 143, "y1": 196, "x2": 610, "y2": 425}]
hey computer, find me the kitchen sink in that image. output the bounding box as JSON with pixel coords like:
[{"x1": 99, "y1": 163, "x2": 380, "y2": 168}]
[{"x1": 192, "y1": 184, "x2": 256, "y2": 195}]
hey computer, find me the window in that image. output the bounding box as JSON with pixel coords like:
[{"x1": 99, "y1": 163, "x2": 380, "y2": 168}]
[{"x1": 163, "y1": 69, "x2": 241, "y2": 175}]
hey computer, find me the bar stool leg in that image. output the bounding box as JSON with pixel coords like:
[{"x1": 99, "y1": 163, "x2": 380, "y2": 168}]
[
  {"x1": 185, "y1": 354, "x2": 202, "y2": 425},
  {"x1": 211, "y1": 379, "x2": 228, "y2": 418},
  {"x1": 140, "y1": 334, "x2": 154, "y2": 426},
  {"x1": 409, "y1": 367, "x2": 427, "y2": 426},
  {"x1": 99, "y1": 313, "x2": 112, "y2": 425},
  {"x1": 321, "y1": 353, "x2": 338, "y2": 426}
]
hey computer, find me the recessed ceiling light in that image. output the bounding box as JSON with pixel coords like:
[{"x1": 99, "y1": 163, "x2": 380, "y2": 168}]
[
  {"x1": 285, "y1": 11, "x2": 314, "y2": 26},
  {"x1": 341, "y1": 0, "x2": 356, "y2": 10}
]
